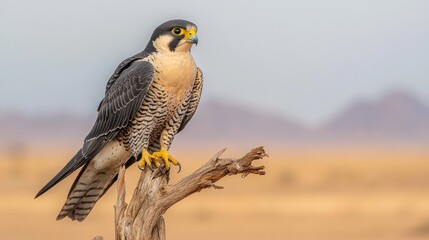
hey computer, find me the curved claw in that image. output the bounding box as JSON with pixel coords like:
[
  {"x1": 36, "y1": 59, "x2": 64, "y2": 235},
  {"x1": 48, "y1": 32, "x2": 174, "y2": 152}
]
[
  {"x1": 138, "y1": 162, "x2": 155, "y2": 171},
  {"x1": 137, "y1": 149, "x2": 156, "y2": 171},
  {"x1": 176, "y1": 162, "x2": 182, "y2": 173}
]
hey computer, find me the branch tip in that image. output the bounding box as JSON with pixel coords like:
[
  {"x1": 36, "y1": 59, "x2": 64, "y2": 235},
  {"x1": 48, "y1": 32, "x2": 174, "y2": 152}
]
[
  {"x1": 211, "y1": 148, "x2": 227, "y2": 161},
  {"x1": 207, "y1": 181, "x2": 224, "y2": 189}
]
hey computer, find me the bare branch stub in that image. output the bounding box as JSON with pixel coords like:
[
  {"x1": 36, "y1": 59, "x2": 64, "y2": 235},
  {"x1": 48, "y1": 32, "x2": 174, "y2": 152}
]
[
  {"x1": 114, "y1": 166, "x2": 127, "y2": 240},
  {"x1": 110, "y1": 146, "x2": 267, "y2": 240}
]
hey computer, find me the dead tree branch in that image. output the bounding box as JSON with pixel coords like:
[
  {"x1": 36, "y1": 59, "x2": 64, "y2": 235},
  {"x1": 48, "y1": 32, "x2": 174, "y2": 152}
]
[{"x1": 107, "y1": 146, "x2": 267, "y2": 240}]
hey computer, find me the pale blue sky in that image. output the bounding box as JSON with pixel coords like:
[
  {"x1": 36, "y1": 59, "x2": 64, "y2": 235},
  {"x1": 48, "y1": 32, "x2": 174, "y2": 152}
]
[{"x1": 1, "y1": 0, "x2": 428, "y2": 126}]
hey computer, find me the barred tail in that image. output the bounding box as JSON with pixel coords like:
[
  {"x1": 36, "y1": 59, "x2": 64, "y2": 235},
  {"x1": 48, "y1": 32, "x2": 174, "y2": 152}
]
[
  {"x1": 57, "y1": 140, "x2": 132, "y2": 221},
  {"x1": 56, "y1": 166, "x2": 116, "y2": 221}
]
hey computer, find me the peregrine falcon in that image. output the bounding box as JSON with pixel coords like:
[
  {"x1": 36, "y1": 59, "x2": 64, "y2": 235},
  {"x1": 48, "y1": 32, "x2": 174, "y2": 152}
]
[{"x1": 35, "y1": 19, "x2": 203, "y2": 221}]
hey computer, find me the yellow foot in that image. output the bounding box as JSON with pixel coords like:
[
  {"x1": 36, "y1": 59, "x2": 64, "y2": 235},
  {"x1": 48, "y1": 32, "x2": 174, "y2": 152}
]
[
  {"x1": 152, "y1": 147, "x2": 181, "y2": 172},
  {"x1": 137, "y1": 148, "x2": 181, "y2": 172},
  {"x1": 137, "y1": 149, "x2": 159, "y2": 170}
]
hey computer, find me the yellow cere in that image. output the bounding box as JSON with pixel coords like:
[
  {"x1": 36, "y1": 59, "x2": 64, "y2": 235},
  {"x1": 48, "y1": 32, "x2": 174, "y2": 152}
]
[{"x1": 185, "y1": 28, "x2": 197, "y2": 40}]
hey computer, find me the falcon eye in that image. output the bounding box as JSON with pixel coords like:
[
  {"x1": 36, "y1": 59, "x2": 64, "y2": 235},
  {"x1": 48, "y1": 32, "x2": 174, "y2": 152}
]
[{"x1": 172, "y1": 27, "x2": 183, "y2": 35}]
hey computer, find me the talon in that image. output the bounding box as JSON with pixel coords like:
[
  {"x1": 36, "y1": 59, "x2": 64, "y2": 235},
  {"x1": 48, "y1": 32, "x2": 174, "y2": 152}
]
[
  {"x1": 137, "y1": 149, "x2": 156, "y2": 171},
  {"x1": 158, "y1": 151, "x2": 170, "y2": 170},
  {"x1": 177, "y1": 162, "x2": 182, "y2": 173}
]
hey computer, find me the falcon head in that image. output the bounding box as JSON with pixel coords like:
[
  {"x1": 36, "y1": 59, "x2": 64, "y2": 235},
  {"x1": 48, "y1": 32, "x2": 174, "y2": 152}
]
[{"x1": 146, "y1": 19, "x2": 198, "y2": 53}]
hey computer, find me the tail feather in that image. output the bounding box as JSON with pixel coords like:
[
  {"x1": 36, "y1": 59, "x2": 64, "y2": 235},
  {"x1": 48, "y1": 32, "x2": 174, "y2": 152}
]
[
  {"x1": 56, "y1": 139, "x2": 133, "y2": 221},
  {"x1": 56, "y1": 165, "x2": 117, "y2": 221},
  {"x1": 35, "y1": 150, "x2": 86, "y2": 198}
]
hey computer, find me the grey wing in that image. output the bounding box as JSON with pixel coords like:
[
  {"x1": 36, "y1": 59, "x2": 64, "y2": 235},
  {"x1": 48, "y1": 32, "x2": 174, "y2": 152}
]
[
  {"x1": 178, "y1": 67, "x2": 204, "y2": 132},
  {"x1": 104, "y1": 51, "x2": 149, "y2": 95},
  {"x1": 35, "y1": 60, "x2": 155, "y2": 198},
  {"x1": 84, "y1": 60, "x2": 155, "y2": 147}
]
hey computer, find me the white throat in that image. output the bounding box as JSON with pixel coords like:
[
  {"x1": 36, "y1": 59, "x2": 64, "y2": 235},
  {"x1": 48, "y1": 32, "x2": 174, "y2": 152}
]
[{"x1": 151, "y1": 52, "x2": 197, "y2": 103}]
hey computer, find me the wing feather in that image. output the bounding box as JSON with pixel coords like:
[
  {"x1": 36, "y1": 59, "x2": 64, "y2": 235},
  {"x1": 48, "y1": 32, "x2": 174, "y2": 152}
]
[
  {"x1": 104, "y1": 51, "x2": 149, "y2": 95},
  {"x1": 84, "y1": 60, "x2": 154, "y2": 144},
  {"x1": 35, "y1": 59, "x2": 154, "y2": 198}
]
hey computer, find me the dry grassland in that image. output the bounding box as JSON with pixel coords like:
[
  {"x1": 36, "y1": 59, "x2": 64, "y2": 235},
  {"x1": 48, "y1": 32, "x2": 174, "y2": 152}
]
[{"x1": 1, "y1": 146, "x2": 429, "y2": 240}]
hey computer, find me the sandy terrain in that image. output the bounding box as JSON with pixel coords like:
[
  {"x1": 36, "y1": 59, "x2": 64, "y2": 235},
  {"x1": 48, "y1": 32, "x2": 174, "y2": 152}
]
[{"x1": 1, "y1": 146, "x2": 429, "y2": 240}]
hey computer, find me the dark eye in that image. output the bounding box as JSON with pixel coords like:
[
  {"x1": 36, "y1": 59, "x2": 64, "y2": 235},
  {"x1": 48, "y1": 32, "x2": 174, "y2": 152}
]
[{"x1": 172, "y1": 27, "x2": 183, "y2": 35}]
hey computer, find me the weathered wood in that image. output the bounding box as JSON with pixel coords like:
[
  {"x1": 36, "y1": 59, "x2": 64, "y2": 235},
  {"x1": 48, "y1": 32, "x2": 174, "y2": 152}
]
[
  {"x1": 110, "y1": 146, "x2": 267, "y2": 240},
  {"x1": 114, "y1": 166, "x2": 127, "y2": 240}
]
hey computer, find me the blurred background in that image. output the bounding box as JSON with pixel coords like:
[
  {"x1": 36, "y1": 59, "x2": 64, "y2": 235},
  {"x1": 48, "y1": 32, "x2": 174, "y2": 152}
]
[{"x1": 1, "y1": 0, "x2": 429, "y2": 239}]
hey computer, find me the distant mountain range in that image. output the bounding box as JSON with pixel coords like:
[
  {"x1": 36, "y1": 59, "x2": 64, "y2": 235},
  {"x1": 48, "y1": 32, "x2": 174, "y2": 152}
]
[
  {"x1": 175, "y1": 100, "x2": 309, "y2": 145},
  {"x1": 1, "y1": 91, "x2": 428, "y2": 151},
  {"x1": 320, "y1": 91, "x2": 429, "y2": 141}
]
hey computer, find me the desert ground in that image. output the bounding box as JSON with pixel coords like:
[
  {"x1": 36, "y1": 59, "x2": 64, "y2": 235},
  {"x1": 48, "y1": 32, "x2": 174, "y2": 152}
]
[{"x1": 1, "y1": 145, "x2": 429, "y2": 240}]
